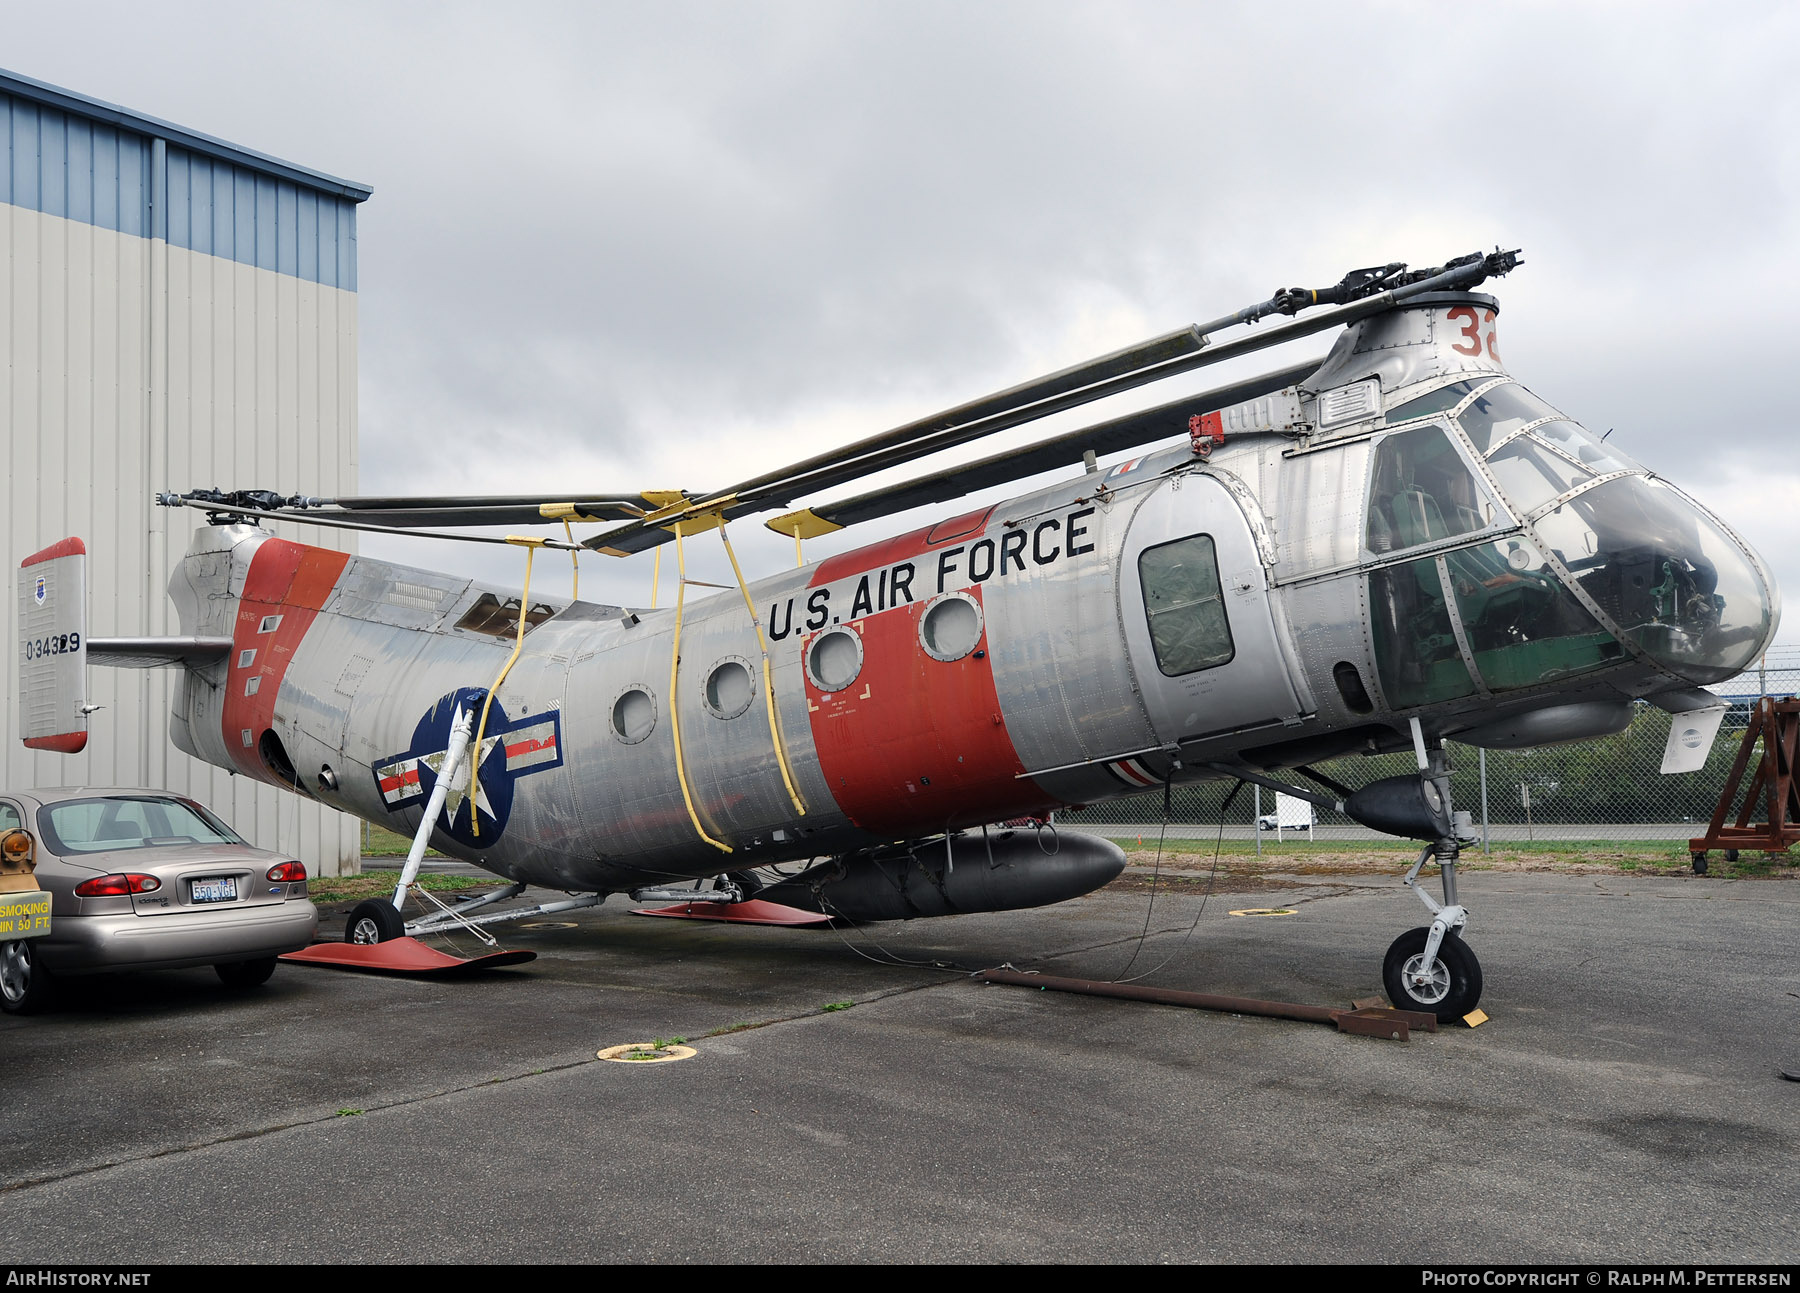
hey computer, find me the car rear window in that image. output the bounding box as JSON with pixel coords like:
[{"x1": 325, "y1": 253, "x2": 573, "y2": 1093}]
[{"x1": 37, "y1": 797, "x2": 246, "y2": 854}]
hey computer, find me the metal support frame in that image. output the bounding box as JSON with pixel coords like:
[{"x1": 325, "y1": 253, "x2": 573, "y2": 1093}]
[
  {"x1": 1688, "y1": 697, "x2": 1800, "y2": 860},
  {"x1": 630, "y1": 882, "x2": 743, "y2": 905},
  {"x1": 407, "y1": 891, "x2": 605, "y2": 937},
  {"x1": 1401, "y1": 718, "x2": 1470, "y2": 990},
  {"x1": 391, "y1": 708, "x2": 474, "y2": 910}
]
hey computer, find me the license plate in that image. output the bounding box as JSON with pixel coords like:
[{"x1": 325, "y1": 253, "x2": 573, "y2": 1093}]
[{"x1": 191, "y1": 876, "x2": 238, "y2": 904}]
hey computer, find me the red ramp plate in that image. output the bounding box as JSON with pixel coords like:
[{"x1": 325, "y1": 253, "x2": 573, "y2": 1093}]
[
  {"x1": 631, "y1": 899, "x2": 831, "y2": 926},
  {"x1": 281, "y1": 936, "x2": 537, "y2": 976}
]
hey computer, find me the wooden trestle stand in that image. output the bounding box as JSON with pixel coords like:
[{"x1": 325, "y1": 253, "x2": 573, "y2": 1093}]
[{"x1": 1688, "y1": 697, "x2": 1800, "y2": 873}]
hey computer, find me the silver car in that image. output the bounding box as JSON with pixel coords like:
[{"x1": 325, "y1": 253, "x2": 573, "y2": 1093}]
[{"x1": 0, "y1": 789, "x2": 319, "y2": 1014}]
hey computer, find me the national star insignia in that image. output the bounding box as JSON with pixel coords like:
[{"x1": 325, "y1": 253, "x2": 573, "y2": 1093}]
[{"x1": 419, "y1": 706, "x2": 502, "y2": 825}]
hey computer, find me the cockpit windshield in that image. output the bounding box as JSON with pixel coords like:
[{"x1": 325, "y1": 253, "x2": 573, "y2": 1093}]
[
  {"x1": 1363, "y1": 377, "x2": 1774, "y2": 705},
  {"x1": 1531, "y1": 476, "x2": 1771, "y2": 683},
  {"x1": 1454, "y1": 382, "x2": 1560, "y2": 454}
]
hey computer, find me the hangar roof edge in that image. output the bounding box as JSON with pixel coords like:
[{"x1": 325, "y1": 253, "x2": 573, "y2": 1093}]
[{"x1": 0, "y1": 67, "x2": 372, "y2": 203}]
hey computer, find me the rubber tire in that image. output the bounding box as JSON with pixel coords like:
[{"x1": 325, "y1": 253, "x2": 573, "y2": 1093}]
[
  {"x1": 724, "y1": 870, "x2": 764, "y2": 900},
  {"x1": 1725, "y1": 850, "x2": 1739, "y2": 863},
  {"x1": 1692, "y1": 852, "x2": 1709, "y2": 875},
  {"x1": 0, "y1": 939, "x2": 56, "y2": 1015},
  {"x1": 1382, "y1": 926, "x2": 1483, "y2": 1023},
  {"x1": 345, "y1": 899, "x2": 405, "y2": 945},
  {"x1": 215, "y1": 956, "x2": 278, "y2": 988}
]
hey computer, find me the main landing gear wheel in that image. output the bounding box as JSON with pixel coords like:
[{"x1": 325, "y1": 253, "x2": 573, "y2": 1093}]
[
  {"x1": 723, "y1": 870, "x2": 764, "y2": 900},
  {"x1": 345, "y1": 899, "x2": 406, "y2": 945},
  {"x1": 0, "y1": 939, "x2": 56, "y2": 1015},
  {"x1": 1383, "y1": 926, "x2": 1483, "y2": 1023}
]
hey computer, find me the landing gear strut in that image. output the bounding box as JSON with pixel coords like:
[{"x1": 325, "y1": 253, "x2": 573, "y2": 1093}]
[{"x1": 1385, "y1": 724, "x2": 1483, "y2": 1023}]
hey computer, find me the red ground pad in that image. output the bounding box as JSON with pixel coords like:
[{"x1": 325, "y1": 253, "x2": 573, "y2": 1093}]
[
  {"x1": 630, "y1": 898, "x2": 831, "y2": 926},
  {"x1": 280, "y1": 936, "x2": 537, "y2": 976}
]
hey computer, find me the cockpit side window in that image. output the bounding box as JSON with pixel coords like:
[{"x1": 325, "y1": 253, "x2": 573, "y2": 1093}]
[
  {"x1": 1138, "y1": 535, "x2": 1234, "y2": 677},
  {"x1": 1365, "y1": 425, "x2": 1492, "y2": 556}
]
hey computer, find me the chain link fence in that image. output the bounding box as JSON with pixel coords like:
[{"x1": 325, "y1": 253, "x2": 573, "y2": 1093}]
[{"x1": 1058, "y1": 645, "x2": 1800, "y2": 848}]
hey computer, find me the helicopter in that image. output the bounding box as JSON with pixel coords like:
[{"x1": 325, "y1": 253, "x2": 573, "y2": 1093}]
[{"x1": 16, "y1": 248, "x2": 1779, "y2": 1021}]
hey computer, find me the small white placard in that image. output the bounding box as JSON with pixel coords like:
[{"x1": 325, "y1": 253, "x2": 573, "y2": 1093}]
[{"x1": 1661, "y1": 703, "x2": 1729, "y2": 775}]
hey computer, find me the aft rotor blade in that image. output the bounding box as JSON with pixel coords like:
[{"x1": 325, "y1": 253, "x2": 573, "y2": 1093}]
[
  {"x1": 774, "y1": 357, "x2": 1325, "y2": 535},
  {"x1": 297, "y1": 493, "x2": 655, "y2": 526},
  {"x1": 286, "y1": 501, "x2": 650, "y2": 529}
]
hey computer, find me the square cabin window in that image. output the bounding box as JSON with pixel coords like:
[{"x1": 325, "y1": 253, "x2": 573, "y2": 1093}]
[{"x1": 1139, "y1": 535, "x2": 1234, "y2": 676}]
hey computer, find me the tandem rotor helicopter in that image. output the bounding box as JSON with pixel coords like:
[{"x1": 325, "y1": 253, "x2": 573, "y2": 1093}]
[{"x1": 17, "y1": 248, "x2": 1780, "y2": 1020}]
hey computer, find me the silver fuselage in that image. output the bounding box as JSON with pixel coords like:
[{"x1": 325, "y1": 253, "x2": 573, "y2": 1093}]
[{"x1": 165, "y1": 294, "x2": 1780, "y2": 892}]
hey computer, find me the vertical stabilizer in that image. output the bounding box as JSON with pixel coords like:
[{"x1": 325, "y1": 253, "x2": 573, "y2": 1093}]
[{"x1": 17, "y1": 538, "x2": 88, "y2": 753}]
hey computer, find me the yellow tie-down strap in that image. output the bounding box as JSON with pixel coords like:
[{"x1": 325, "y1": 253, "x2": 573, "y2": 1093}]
[{"x1": 469, "y1": 536, "x2": 553, "y2": 838}]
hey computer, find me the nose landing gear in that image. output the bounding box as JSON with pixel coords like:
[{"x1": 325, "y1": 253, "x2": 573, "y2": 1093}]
[{"x1": 1384, "y1": 725, "x2": 1484, "y2": 1023}]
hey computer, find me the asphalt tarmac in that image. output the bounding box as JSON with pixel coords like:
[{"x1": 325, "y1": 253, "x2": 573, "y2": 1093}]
[{"x1": 2, "y1": 863, "x2": 1796, "y2": 1265}]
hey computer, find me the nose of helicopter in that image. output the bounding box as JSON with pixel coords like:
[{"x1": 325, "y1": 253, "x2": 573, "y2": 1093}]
[{"x1": 1530, "y1": 474, "x2": 1779, "y2": 685}]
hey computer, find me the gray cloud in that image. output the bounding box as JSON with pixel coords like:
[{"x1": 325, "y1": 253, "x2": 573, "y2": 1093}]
[{"x1": 6, "y1": 0, "x2": 1796, "y2": 622}]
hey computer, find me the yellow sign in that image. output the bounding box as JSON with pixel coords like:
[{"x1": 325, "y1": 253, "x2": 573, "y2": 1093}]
[{"x1": 0, "y1": 890, "x2": 51, "y2": 939}]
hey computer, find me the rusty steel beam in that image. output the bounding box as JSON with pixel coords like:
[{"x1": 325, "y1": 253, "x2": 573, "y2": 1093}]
[{"x1": 974, "y1": 968, "x2": 1438, "y2": 1039}]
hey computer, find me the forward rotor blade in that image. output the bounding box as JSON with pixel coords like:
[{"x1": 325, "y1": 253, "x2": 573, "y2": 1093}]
[
  {"x1": 767, "y1": 357, "x2": 1324, "y2": 536},
  {"x1": 722, "y1": 326, "x2": 1209, "y2": 502},
  {"x1": 582, "y1": 248, "x2": 1518, "y2": 554}
]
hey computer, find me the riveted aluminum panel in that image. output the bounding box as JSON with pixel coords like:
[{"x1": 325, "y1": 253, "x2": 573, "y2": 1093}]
[
  {"x1": 982, "y1": 476, "x2": 1159, "y2": 781},
  {"x1": 1305, "y1": 298, "x2": 1507, "y2": 415},
  {"x1": 1275, "y1": 573, "x2": 1381, "y2": 724},
  {"x1": 1273, "y1": 440, "x2": 1372, "y2": 580}
]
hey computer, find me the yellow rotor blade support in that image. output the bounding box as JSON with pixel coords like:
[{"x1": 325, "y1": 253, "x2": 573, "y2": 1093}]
[
  {"x1": 718, "y1": 523, "x2": 808, "y2": 817},
  {"x1": 561, "y1": 520, "x2": 580, "y2": 601},
  {"x1": 767, "y1": 507, "x2": 842, "y2": 569},
  {"x1": 668, "y1": 524, "x2": 734, "y2": 854}
]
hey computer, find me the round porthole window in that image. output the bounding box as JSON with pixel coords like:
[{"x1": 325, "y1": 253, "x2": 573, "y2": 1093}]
[
  {"x1": 704, "y1": 658, "x2": 755, "y2": 719},
  {"x1": 611, "y1": 687, "x2": 657, "y2": 743},
  {"x1": 806, "y1": 627, "x2": 864, "y2": 692},
  {"x1": 920, "y1": 592, "x2": 983, "y2": 662}
]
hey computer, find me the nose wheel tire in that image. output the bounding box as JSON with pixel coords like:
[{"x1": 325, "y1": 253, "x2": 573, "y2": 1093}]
[
  {"x1": 345, "y1": 899, "x2": 406, "y2": 945},
  {"x1": 0, "y1": 939, "x2": 55, "y2": 1015},
  {"x1": 1383, "y1": 926, "x2": 1483, "y2": 1023}
]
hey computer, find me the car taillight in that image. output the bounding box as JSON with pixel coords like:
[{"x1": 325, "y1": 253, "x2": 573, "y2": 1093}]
[
  {"x1": 75, "y1": 873, "x2": 162, "y2": 896},
  {"x1": 266, "y1": 861, "x2": 307, "y2": 883}
]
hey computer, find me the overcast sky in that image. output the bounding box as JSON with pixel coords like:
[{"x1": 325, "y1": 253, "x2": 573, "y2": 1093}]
[{"x1": 6, "y1": 1, "x2": 1797, "y2": 640}]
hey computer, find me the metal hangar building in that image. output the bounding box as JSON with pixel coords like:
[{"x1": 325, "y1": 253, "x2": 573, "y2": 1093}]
[{"x1": 2, "y1": 69, "x2": 371, "y2": 875}]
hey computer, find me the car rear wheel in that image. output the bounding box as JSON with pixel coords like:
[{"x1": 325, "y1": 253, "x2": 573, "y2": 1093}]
[
  {"x1": 215, "y1": 956, "x2": 278, "y2": 988},
  {"x1": 0, "y1": 940, "x2": 56, "y2": 1015},
  {"x1": 346, "y1": 899, "x2": 405, "y2": 944}
]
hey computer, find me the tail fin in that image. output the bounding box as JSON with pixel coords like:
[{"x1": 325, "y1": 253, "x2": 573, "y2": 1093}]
[{"x1": 17, "y1": 539, "x2": 89, "y2": 754}]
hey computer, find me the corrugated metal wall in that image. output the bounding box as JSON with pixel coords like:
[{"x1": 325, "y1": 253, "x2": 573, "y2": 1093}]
[{"x1": 1, "y1": 81, "x2": 368, "y2": 874}]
